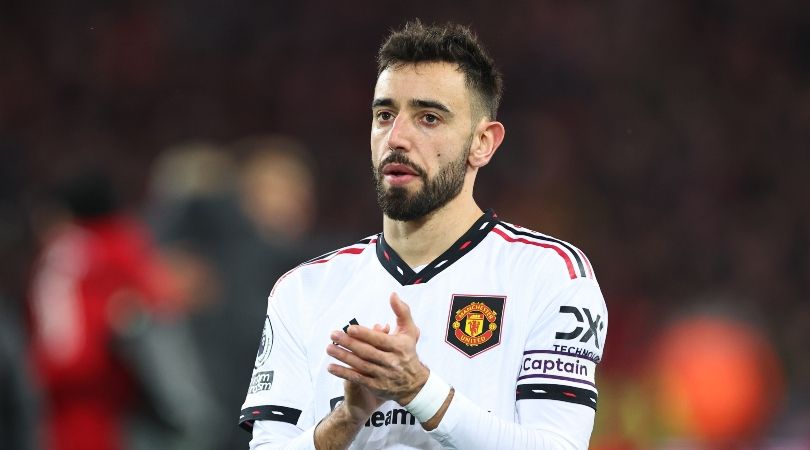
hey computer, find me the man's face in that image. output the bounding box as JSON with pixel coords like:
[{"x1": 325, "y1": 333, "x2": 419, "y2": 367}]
[{"x1": 371, "y1": 62, "x2": 478, "y2": 221}]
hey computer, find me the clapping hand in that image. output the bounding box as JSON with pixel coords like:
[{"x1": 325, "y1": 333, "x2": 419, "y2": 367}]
[{"x1": 327, "y1": 292, "x2": 429, "y2": 408}]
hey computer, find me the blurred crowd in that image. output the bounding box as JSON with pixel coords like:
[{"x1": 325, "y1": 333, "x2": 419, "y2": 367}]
[{"x1": 1, "y1": 0, "x2": 808, "y2": 449}]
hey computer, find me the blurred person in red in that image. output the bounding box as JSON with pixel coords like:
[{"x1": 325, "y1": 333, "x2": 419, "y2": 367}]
[{"x1": 28, "y1": 168, "x2": 221, "y2": 450}]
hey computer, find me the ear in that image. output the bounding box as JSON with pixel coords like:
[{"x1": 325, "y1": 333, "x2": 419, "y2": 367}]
[{"x1": 468, "y1": 120, "x2": 505, "y2": 169}]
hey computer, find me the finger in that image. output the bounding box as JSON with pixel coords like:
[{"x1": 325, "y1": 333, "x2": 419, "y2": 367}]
[
  {"x1": 390, "y1": 292, "x2": 416, "y2": 333},
  {"x1": 372, "y1": 323, "x2": 391, "y2": 334},
  {"x1": 327, "y1": 363, "x2": 375, "y2": 388},
  {"x1": 331, "y1": 328, "x2": 395, "y2": 362},
  {"x1": 344, "y1": 325, "x2": 398, "y2": 353},
  {"x1": 326, "y1": 343, "x2": 384, "y2": 377}
]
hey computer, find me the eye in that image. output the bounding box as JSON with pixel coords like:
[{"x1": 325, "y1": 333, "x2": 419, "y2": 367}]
[
  {"x1": 376, "y1": 111, "x2": 394, "y2": 122},
  {"x1": 422, "y1": 113, "x2": 440, "y2": 125}
]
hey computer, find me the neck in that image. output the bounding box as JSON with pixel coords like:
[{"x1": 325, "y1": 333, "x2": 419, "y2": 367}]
[{"x1": 382, "y1": 191, "x2": 482, "y2": 268}]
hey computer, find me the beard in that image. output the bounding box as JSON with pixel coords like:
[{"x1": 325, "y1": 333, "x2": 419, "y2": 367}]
[{"x1": 373, "y1": 137, "x2": 471, "y2": 222}]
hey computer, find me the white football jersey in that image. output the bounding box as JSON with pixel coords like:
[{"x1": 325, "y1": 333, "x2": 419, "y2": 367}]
[{"x1": 240, "y1": 210, "x2": 607, "y2": 449}]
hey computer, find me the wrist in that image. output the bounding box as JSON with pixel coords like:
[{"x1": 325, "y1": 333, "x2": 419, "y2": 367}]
[
  {"x1": 402, "y1": 370, "x2": 452, "y2": 423},
  {"x1": 399, "y1": 364, "x2": 430, "y2": 405},
  {"x1": 314, "y1": 403, "x2": 367, "y2": 450},
  {"x1": 335, "y1": 400, "x2": 371, "y2": 428}
]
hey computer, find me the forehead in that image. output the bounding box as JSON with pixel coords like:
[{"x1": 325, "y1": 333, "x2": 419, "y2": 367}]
[{"x1": 374, "y1": 62, "x2": 471, "y2": 110}]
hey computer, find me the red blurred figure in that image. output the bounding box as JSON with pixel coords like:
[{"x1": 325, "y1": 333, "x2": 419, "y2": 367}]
[{"x1": 28, "y1": 170, "x2": 218, "y2": 450}]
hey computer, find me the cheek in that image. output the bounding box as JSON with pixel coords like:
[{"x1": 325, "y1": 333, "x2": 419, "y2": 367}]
[
  {"x1": 370, "y1": 134, "x2": 383, "y2": 162},
  {"x1": 433, "y1": 137, "x2": 460, "y2": 162},
  {"x1": 370, "y1": 124, "x2": 388, "y2": 142}
]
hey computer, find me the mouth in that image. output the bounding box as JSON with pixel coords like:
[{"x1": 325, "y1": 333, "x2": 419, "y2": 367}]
[
  {"x1": 382, "y1": 163, "x2": 418, "y2": 176},
  {"x1": 381, "y1": 163, "x2": 420, "y2": 186}
]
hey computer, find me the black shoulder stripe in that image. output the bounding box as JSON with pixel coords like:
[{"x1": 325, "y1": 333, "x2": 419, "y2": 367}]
[
  {"x1": 497, "y1": 222, "x2": 587, "y2": 278},
  {"x1": 516, "y1": 383, "x2": 597, "y2": 410},
  {"x1": 239, "y1": 405, "x2": 302, "y2": 430}
]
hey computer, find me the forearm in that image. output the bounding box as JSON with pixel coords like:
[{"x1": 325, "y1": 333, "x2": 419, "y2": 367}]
[
  {"x1": 313, "y1": 403, "x2": 366, "y2": 450},
  {"x1": 426, "y1": 389, "x2": 585, "y2": 450},
  {"x1": 249, "y1": 422, "x2": 317, "y2": 450},
  {"x1": 249, "y1": 409, "x2": 362, "y2": 450}
]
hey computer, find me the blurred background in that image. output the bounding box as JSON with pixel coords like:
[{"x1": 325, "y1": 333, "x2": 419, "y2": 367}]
[{"x1": 1, "y1": 0, "x2": 808, "y2": 449}]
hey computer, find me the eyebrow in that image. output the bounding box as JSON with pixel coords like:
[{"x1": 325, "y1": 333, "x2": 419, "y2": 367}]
[
  {"x1": 411, "y1": 99, "x2": 451, "y2": 113},
  {"x1": 371, "y1": 98, "x2": 453, "y2": 115},
  {"x1": 371, "y1": 98, "x2": 394, "y2": 109}
]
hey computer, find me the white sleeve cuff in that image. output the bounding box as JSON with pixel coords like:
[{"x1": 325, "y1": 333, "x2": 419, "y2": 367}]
[
  {"x1": 425, "y1": 387, "x2": 469, "y2": 448},
  {"x1": 403, "y1": 370, "x2": 452, "y2": 423},
  {"x1": 426, "y1": 389, "x2": 583, "y2": 450}
]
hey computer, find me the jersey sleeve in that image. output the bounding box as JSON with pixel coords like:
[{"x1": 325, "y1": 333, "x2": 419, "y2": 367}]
[
  {"x1": 427, "y1": 276, "x2": 608, "y2": 450},
  {"x1": 239, "y1": 269, "x2": 318, "y2": 449},
  {"x1": 514, "y1": 277, "x2": 607, "y2": 447}
]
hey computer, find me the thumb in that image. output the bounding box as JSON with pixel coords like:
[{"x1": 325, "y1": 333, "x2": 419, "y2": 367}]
[{"x1": 389, "y1": 292, "x2": 416, "y2": 334}]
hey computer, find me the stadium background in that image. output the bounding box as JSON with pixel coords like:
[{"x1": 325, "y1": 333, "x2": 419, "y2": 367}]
[{"x1": 1, "y1": 0, "x2": 808, "y2": 448}]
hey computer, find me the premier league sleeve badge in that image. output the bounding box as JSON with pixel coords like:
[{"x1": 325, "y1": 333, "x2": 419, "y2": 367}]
[{"x1": 255, "y1": 315, "x2": 274, "y2": 368}]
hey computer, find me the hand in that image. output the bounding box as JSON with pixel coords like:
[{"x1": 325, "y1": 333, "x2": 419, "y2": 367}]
[
  {"x1": 326, "y1": 292, "x2": 429, "y2": 406},
  {"x1": 338, "y1": 323, "x2": 389, "y2": 424},
  {"x1": 315, "y1": 325, "x2": 391, "y2": 450}
]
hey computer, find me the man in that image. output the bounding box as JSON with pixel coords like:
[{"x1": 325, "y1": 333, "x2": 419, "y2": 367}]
[
  {"x1": 29, "y1": 169, "x2": 221, "y2": 450},
  {"x1": 240, "y1": 21, "x2": 607, "y2": 449}
]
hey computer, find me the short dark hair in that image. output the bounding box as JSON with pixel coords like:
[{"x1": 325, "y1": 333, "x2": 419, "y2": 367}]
[
  {"x1": 57, "y1": 169, "x2": 118, "y2": 219},
  {"x1": 377, "y1": 20, "x2": 503, "y2": 120}
]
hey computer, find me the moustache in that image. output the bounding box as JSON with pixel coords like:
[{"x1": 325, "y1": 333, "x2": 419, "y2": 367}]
[{"x1": 377, "y1": 152, "x2": 426, "y2": 178}]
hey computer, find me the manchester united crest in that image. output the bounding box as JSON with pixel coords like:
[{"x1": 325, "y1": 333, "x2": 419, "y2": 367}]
[{"x1": 445, "y1": 295, "x2": 505, "y2": 357}]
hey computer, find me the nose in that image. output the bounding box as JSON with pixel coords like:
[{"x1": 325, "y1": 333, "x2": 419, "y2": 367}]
[{"x1": 386, "y1": 114, "x2": 412, "y2": 152}]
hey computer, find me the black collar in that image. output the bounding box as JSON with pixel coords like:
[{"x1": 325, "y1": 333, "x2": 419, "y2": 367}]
[{"x1": 375, "y1": 209, "x2": 498, "y2": 286}]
